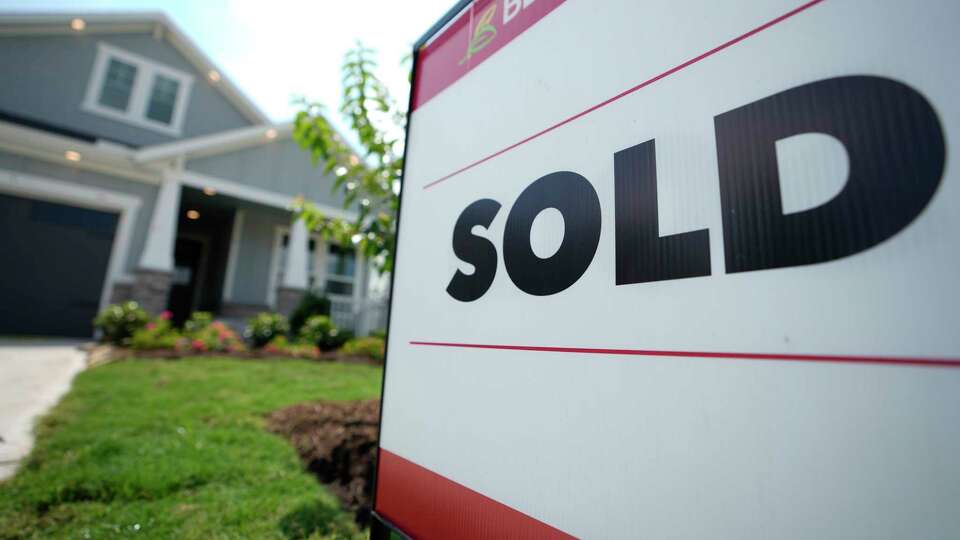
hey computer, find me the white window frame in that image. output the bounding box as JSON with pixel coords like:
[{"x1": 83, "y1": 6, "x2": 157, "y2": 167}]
[
  {"x1": 82, "y1": 42, "x2": 194, "y2": 136},
  {"x1": 267, "y1": 226, "x2": 363, "y2": 310}
]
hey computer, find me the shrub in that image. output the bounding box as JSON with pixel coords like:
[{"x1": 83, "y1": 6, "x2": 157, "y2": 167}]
[
  {"x1": 263, "y1": 336, "x2": 319, "y2": 359},
  {"x1": 341, "y1": 336, "x2": 385, "y2": 361},
  {"x1": 183, "y1": 311, "x2": 213, "y2": 334},
  {"x1": 298, "y1": 315, "x2": 351, "y2": 351},
  {"x1": 245, "y1": 312, "x2": 290, "y2": 349},
  {"x1": 289, "y1": 291, "x2": 331, "y2": 336},
  {"x1": 182, "y1": 320, "x2": 245, "y2": 354},
  {"x1": 130, "y1": 317, "x2": 181, "y2": 350},
  {"x1": 92, "y1": 301, "x2": 151, "y2": 345}
]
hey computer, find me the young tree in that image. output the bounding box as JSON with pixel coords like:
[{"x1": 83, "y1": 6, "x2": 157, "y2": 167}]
[{"x1": 292, "y1": 44, "x2": 405, "y2": 273}]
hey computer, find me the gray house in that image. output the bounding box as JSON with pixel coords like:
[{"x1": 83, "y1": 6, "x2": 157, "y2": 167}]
[{"x1": 0, "y1": 12, "x2": 387, "y2": 337}]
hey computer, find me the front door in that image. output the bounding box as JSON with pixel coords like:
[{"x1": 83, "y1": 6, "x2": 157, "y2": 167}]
[{"x1": 167, "y1": 238, "x2": 204, "y2": 326}]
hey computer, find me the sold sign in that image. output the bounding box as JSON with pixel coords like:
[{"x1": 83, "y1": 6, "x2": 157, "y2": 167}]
[
  {"x1": 375, "y1": 2, "x2": 960, "y2": 539},
  {"x1": 447, "y1": 76, "x2": 945, "y2": 301}
]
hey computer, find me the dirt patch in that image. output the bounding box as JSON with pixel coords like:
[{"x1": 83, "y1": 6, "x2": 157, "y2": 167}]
[{"x1": 267, "y1": 400, "x2": 380, "y2": 525}]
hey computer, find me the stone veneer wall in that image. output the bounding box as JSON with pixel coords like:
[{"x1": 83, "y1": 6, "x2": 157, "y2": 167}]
[{"x1": 130, "y1": 269, "x2": 173, "y2": 315}]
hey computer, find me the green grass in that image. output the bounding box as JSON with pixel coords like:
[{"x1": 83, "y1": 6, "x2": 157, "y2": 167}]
[{"x1": 0, "y1": 357, "x2": 382, "y2": 540}]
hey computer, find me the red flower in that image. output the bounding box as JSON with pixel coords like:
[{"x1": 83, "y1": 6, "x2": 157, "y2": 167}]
[
  {"x1": 191, "y1": 339, "x2": 207, "y2": 351},
  {"x1": 145, "y1": 322, "x2": 157, "y2": 330},
  {"x1": 159, "y1": 310, "x2": 173, "y2": 321}
]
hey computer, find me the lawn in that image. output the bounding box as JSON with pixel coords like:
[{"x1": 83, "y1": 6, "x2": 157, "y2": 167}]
[{"x1": 0, "y1": 357, "x2": 382, "y2": 540}]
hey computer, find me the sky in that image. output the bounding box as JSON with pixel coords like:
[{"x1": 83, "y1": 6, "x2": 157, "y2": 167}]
[{"x1": 0, "y1": 0, "x2": 455, "y2": 127}]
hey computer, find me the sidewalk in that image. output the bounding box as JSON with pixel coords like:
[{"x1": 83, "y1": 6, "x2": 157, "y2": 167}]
[{"x1": 0, "y1": 339, "x2": 86, "y2": 481}]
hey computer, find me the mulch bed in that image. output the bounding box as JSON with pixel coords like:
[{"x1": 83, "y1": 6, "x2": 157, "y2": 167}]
[
  {"x1": 85, "y1": 345, "x2": 381, "y2": 365},
  {"x1": 266, "y1": 400, "x2": 381, "y2": 525}
]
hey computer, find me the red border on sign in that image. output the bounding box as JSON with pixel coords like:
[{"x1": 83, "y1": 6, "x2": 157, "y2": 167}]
[
  {"x1": 375, "y1": 449, "x2": 576, "y2": 540},
  {"x1": 409, "y1": 341, "x2": 960, "y2": 368},
  {"x1": 421, "y1": 0, "x2": 827, "y2": 190},
  {"x1": 412, "y1": 0, "x2": 566, "y2": 111}
]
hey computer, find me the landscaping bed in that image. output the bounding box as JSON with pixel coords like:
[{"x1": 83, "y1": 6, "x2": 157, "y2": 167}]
[{"x1": 268, "y1": 400, "x2": 381, "y2": 525}]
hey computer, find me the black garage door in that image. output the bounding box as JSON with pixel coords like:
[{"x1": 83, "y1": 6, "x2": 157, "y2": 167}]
[{"x1": 0, "y1": 192, "x2": 118, "y2": 337}]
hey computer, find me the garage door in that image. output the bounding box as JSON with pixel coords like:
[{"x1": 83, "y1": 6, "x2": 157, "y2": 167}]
[{"x1": 0, "y1": 193, "x2": 118, "y2": 337}]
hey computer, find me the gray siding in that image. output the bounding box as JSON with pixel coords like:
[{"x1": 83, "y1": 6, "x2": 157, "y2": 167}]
[
  {"x1": 0, "y1": 33, "x2": 253, "y2": 146},
  {"x1": 228, "y1": 203, "x2": 292, "y2": 305},
  {"x1": 186, "y1": 140, "x2": 348, "y2": 209},
  {"x1": 0, "y1": 150, "x2": 158, "y2": 273}
]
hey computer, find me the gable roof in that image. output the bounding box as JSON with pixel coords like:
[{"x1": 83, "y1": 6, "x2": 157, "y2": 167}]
[{"x1": 0, "y1": 11, "x2": 268, "y2": 125}]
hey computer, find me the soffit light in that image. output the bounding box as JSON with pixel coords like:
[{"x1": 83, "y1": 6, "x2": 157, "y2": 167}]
[
  {"x1": 186, "y1": 209, "x2": 200, "y2": 220},
  {"x1": 64, "y1": 150, "x2": 81, "y2": 162},
  {"x1": 203, "y1": 187, "x2": 217, "y2": 196},
  {"x1": 70, "y1": 18, "x2": 86, "y2": 31},
  {"x1": 265, "y1": 128, "x2": 278, "y2": 140},
  {"x1": 208, "y1": 70, "x2": 221, "y2": 83}
]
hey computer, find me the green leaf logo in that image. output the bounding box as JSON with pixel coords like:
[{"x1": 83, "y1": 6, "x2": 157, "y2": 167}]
[{"x1": 460, "y1": 4, "x2": 498, "y2": 65}]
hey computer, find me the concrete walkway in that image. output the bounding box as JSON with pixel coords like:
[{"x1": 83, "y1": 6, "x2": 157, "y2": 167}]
[{"x1": 0, "y1": 339, "x2": 86, "y2": 481}]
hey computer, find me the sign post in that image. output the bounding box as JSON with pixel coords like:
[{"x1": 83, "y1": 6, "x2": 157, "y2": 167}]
[{"x1": 372, "y1": 1, "x2": 960, "y2": 538}]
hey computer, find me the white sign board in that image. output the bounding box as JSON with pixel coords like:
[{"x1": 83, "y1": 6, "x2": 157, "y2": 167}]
[{"x1": 373, "y1": 1, "x2": 960, "y2": 538}]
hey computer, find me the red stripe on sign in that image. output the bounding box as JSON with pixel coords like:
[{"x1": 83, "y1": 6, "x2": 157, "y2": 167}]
[
  {"x1": 413, "y1": 0, "x2": 566, "y2": 111},
  {"x1": 376, "y1": 448, "x2": 576, "y2": 539},
  {"x1": 422, "y1": 0, "x2": 826, "y2": 190},
  {"x1": 409, "y1": 341, "x2": 960, "y2": 368}
]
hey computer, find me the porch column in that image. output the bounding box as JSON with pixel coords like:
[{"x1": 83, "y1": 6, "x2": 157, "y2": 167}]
[
  {"x1": 132, "y1": 169, "x2": 181, "y2": 314},
  {"x1": 276, "y1": 216, "x2": 309, "y2": 315}
]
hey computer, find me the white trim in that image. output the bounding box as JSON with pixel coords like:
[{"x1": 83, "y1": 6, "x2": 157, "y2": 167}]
[
  {"x1": 134, "y1": 123, "x2": 293, "y2": 163},
  {"x1": 180, "y1": 170, "x2": 355, "y2": 219},
  {"x1": 266, "y1": 226, "x2": 286, "y2": 308},
  {"x1": 0, "y1": 168, "x2": 141, "y2": 315},
  {"x1": 0, "y1": 120, "x2": 161, "y2": 184},
  {"x1": 82, "y1": 41, "x2": 194, "y2": 136},
  {"x1": 221, "y1": 209, "x2": 245, "y2": 301},
  {"x1": 0, "y1": 12, "x2": 268, "y2": 124}
]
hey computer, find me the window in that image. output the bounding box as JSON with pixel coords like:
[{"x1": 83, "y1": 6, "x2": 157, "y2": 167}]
[
  {"x1": 273, "y1": 234, "x2": 358, "y2": 299},
  {"x1": 83, "y1": 43, "x2": 194, "y2": 135},
  {"x1": 146, "y1": 75, "x2": 180, "y2": 124},
  {"x1": 98, "y1": 58, "x2": 137, "y2": 111},
  {"x1": 325, "y1": 244, "x2": 356, "y2": 296}
]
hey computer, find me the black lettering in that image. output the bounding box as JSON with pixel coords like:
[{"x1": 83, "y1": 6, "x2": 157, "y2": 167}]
[
  {"x1": 714, "y1": 75, "x2": 945, "y2": 273},
  {"x1": 503, "y1": 171, "x2": 601, "y2": 296},
  {"x1": 614, "y1": 140, "x2": 711, "y2": 284},
  {"x1": 446, "y1": 198, "x2": 502, "y2": 302}
]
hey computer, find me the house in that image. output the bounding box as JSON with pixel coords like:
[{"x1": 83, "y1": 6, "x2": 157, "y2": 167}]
[{"x1": 0, "y1": 12, "x2": 388, "y2": 338}]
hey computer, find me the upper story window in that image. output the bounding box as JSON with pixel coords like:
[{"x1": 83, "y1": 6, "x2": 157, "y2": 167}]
[{"x1": 82, "y1": 42, "x2": 194, "y2": 136}]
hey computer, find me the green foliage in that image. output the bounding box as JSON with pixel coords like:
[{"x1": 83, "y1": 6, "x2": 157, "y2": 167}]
[
  {"x1": 245, "y1": 313, "x2": 290, "y2": 349},
  {"x1": 293, "y1": 43, "x2": 404, "y2": 273},
  {"x1": 341, "y1": 336, "x2": 385, "y2": 361},
  {"x1": 298, "y1": 315, "x2": 351, "y2": 351},
  {"x1": 92, "y1": 301, "x2": 150, "y2": 345},
  {"x1": 130, "y1": 317, "x2": 181, "y2": 350},
  {"x1": 180, "y1": 320, "x2": 245, "y2": 354},
  {"x1": 183, "y1": 311, "x2": 213, "y2": 334},
  {"x1": 289, "y1": 290, "x2": 332, "y2": 337},
  {"x1": 0, "y1": 357, "x2": 382, "y2": 538},
  {"x1": 264, "y1": 336, "x2": 320, "y2": 359}
]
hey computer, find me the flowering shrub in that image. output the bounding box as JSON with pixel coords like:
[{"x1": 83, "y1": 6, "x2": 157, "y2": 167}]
[
  {"x1": 341, "y1": 336, "x2": 385, "y2": 361},
  {"x1": 178, "y1": 320, "x2": 245, "y2": 354},
  {"x1": 298, "y1": 315, "x2": 351, "y2": 351},
  {"x1": 130, "y1": 314, "x2": 181, "y2": 350},
  {"x1": 245, "y1": 313, "x2": 290, "y2": 349},
  {"x1": 93, "y1": 302, "x2": 150, "y2": 345}
]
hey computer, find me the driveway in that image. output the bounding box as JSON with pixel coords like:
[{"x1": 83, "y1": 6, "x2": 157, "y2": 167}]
[{"x1": 0, "y1": 339, "x2": 86, "y2": 481}]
